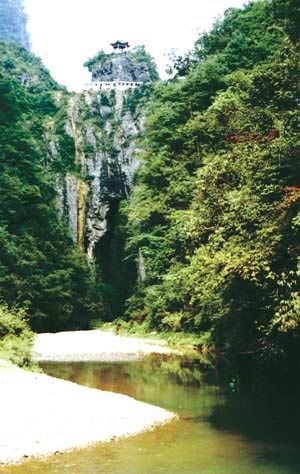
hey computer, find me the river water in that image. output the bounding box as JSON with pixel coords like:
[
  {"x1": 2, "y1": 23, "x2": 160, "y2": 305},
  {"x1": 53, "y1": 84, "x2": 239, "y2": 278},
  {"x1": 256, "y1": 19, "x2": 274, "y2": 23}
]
[{"x1": 3, "y1": 354, "x2": 300, "y2": 473}]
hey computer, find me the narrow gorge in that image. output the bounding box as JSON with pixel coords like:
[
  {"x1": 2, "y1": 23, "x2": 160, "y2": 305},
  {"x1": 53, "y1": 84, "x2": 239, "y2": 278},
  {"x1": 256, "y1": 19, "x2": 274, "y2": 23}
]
[
  {"x1": 2, "y1": 0, "x2": 300, "y2": 373},
  {"x1": 2, "y1": 1, "x2": 300, "y2": 472},
  {"x1": 53, "y1": 86, "x2": 143, "y2": 261},
  {"x1": 46, "y1": 47, "x2": 156, "y2": 319},
  {"x1": 0, "y1": 38, "x2": 156, "y2": 331}
]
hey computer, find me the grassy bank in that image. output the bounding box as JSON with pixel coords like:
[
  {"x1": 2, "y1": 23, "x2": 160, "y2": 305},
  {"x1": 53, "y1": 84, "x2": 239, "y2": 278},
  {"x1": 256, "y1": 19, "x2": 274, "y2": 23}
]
[{"x1": 91, "y1": 319, "x2": 213, "y2": 361}]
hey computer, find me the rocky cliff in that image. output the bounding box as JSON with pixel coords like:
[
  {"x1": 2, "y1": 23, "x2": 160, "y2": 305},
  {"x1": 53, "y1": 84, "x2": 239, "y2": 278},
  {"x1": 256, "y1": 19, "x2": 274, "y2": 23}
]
[
  {"x1": 91, "y1": 53, "x2": 151, "y2": 82},
  {"x1": 45, "y1": 46, "x2": 158, "y2": 266},
  {"x1": 0, "y1": 0, "x2": 30, "y2": 49},
  {"x1": 0, "y1": 41, "x2": 156, "y2": 323},
  {"x1": 84, "y1": 46, "x2": 159, "y2": 84},
  {"x1": 49, "y1": 86, "x2": 148, "y2": 261}
]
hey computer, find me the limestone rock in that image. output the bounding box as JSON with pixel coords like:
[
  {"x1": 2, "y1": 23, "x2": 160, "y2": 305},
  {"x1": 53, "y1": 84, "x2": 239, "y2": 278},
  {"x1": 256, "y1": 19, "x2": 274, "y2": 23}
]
[
  {"x1": 91, "y1": 54, "x2": 151, "y2": 82},
  {"x1": 52, "y1": 87, "x2": 145, "y2": 261}
]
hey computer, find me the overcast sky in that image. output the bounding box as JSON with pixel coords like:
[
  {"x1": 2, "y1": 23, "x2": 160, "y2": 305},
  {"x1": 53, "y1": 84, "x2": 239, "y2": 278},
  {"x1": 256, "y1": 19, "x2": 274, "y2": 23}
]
[{"x1": 24, "y1": 0, "x2": 247, "y2": 91}]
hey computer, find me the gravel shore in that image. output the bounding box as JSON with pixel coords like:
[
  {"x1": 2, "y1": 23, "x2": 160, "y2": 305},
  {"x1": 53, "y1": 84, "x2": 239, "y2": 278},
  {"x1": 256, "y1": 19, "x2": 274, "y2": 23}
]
[{"x1": 0, "y1": 331, "x2": 177, "y2": 465}]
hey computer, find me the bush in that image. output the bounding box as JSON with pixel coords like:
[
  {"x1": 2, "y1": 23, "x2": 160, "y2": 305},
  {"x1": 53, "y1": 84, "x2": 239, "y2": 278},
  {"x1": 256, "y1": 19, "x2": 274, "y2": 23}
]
[{"x1": 0, "y1": 304, "x2": 34, "y2": 367}]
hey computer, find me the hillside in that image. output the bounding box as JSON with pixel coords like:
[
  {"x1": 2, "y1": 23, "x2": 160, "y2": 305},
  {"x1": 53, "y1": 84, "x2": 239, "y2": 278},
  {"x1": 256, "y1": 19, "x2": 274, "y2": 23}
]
[
  {"x1": 121, "y1": 0, "x2": 300, "y2": 370},
  {"x1": 0, "y1": 39, "x2": 156, "y2": 342}
]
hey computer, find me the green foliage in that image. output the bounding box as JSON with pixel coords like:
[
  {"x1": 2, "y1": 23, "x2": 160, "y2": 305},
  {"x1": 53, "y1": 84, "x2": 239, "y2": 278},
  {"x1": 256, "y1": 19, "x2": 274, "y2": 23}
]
[
  {"x1": 0, "y1": 41, "x2": 61, "y2": 92},
  {"x1": 1, "y1": 0, "x2": 300, "y2": 377},
  {"x1": 84, "y1": 46, "x2": 159, "y2": 81},
  {"x1": 195, "y1": 1, "x2": 284, "y2": 70},
  {"x1": 0, "y1": 304, "x2": 34, "y2": 367},
  {"x1": 131, "y1": 45, "x2": 159, "y2": 81},
  {"x1": 0, "y1": 0, "x2": 29, "y2": 49},
  {"x1": 123, "y1": 83, "x2": 154, "y2": 119},
  {"x1": 83, "y1": 50, "x2": 112, "y2": 72},
  {"x1": 93, "y1": 201, "x2": 137, "y2": 321},
  {"x1": 0, "y1": 45, "x2": 98, "y2": 332},
  {"x1": 271, "y1": 0, "x2": 300, "y2": 43},
  {"x1": 51, "y1": 103, "x2": 77, "y2": 172},
  {"x1": 172, "y1": 0, "x2": 285, "y2": 77},
  {"x1": 124, "y1": 0, "x2": 300, "y2": 368}
]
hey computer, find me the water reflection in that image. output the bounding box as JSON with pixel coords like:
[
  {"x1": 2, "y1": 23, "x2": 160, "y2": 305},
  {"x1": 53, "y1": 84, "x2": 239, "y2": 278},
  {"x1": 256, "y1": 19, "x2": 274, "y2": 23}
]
[{"x1": 2, "y1": 355, "x2": 300, "y2": 474}]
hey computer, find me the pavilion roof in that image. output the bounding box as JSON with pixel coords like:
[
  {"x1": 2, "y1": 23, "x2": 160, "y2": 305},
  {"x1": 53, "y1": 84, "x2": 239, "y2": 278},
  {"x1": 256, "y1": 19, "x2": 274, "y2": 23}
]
[{"x1": 111, "y1": 41, "x2": 129, "y2": 49}]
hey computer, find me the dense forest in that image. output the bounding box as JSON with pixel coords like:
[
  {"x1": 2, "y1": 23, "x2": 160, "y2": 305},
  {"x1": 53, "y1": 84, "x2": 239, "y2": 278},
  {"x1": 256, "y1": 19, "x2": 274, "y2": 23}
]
[
  {"x1": 0, "y1": 42, "x2": 100, "y2": 347},
  {"x1": 0, "y1": 0, "x2": 300, "y2": 373},
  {"x1": 122, "y1": 0, "x2": 300, "y2": 369}
]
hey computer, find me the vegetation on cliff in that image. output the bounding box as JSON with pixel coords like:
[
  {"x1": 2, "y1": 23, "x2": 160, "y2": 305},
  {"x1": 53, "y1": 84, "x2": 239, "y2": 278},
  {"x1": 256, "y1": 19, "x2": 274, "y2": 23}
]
[
  {"x1": 122, "y1": 0, "x2": 300, "y2": 369},
  {"x1": 0, "y1": 42, "x2": 98, "y2": 332},
  {"x1": 84, "y1": 45, "x2": 159, "y2": 81},
  {"x1": 0, "y1": 39, "x2": 154, "y2": 336}
]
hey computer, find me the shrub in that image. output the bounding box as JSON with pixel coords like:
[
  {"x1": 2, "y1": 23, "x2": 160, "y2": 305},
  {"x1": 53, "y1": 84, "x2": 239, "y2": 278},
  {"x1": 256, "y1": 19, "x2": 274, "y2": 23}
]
[{"x1": 0, "y1": 304, "x2": 34, "y2": 367}]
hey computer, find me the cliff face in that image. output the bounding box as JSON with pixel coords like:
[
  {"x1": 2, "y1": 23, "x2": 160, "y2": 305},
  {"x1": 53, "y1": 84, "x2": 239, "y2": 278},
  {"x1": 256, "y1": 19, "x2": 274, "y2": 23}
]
[
  {"x1": 50, "y1": 87, "x2": 146, "y2": 261},
  {"x1": 0, "y1": 0, "x2": 30, "y2": 49},
  {"x1": 91, "y1": 54, "x2": 151, "y2": 82},
  {"x1": 0, "y1": 35, "x2": 157, "y2": 328},
  {"x1": 84, "y1": 46, "x2": 159, "y2": 84},
  {"x1": 0, "y1": 43, "x2": 99, "y2": 331}
]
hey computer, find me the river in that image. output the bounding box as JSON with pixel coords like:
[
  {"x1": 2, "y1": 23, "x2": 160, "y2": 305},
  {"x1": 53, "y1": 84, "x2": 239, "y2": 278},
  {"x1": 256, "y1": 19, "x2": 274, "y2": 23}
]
[{"x1": 3, "y1": 354, "x2": 300, "y2": 473}]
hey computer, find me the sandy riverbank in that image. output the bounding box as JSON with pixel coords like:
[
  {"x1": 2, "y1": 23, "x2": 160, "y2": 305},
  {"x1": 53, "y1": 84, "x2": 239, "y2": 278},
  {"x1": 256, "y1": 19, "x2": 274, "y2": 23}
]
[
  {"x1": 0, "y1": 331, "x2": 178, "y2": 465},
  {"x1": 33, "y1": 329, "x2": 178, "y2": 362}
]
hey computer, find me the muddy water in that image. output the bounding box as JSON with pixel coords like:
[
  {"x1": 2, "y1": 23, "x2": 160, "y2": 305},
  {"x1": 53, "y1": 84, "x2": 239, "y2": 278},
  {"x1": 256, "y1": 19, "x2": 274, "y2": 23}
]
[{"x1": 2, "y1": 355, "x2": 300, "y2": 474}]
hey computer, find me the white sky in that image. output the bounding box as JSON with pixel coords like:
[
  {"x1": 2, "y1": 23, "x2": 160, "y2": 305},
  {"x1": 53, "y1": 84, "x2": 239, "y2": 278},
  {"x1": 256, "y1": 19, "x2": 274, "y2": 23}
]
[{"x1": 24, "y1": 0, "x2": 247, "y2": 91}]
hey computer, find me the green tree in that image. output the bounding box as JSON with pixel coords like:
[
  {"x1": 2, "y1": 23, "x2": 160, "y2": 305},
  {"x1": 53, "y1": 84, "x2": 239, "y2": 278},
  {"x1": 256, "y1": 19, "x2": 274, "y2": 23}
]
[
  {"x1": 123, "y1": 0, "x2": 300, "y2": 369},
  {"x1": 0, "y1": 45, "x2": 98, "y2": 331}
]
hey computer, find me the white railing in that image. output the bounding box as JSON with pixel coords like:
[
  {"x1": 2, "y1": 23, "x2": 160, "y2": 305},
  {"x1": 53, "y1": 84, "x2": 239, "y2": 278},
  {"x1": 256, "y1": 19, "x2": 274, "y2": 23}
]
[{"x1": 84, "y1": 81, "x2": 143, "y2": 91}]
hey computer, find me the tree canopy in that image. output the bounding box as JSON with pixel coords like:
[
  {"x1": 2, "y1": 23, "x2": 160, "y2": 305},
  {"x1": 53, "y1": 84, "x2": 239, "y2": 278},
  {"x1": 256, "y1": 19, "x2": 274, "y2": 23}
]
[
  {"x1": 122, "y1": 0, "x2": 300, "y2": 369},
  {"x1": 0, "y1": 42, "x2": 98, "y2": 331}
]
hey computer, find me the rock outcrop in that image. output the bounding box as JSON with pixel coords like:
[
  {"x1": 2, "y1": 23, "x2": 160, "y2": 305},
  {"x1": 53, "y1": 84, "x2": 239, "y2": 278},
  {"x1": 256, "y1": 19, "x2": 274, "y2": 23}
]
[
  {"x1": 44, "y1": 47, "x2": 156, "y2": 265},
  {"x1": 91, "y1": 53, "x2": 151, "y2": 82},
  {"x1": 50, "y1": 87, "x2": 146, "y2": 260}
]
